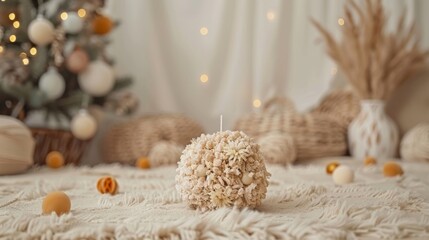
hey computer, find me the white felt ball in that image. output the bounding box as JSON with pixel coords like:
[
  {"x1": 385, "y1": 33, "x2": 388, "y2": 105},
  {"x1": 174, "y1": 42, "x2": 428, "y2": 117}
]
[
  {"x1": 28, "y1": 17, "x2": 55, "y2": 46},
  {"x1": 71, "y1": 111, "x2": 97, "y2": 140},
  {"x1": 78, "y1": 60, "x2": 115, "y2": 96},
  {"x1": 332, "y1": 165, "x2": 354, "y2": 185},
  {"x1": 62, "y1": 12, "x2": 84, "y2": 34},
  {"x1": 38, "y1": 67, "x2": 66, "y2": 100}
]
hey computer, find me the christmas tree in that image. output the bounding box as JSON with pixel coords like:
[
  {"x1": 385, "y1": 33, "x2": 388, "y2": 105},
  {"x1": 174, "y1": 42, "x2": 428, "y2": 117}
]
[{"x1": 0, "y1": 0, "x2": 136, "y2": 140}]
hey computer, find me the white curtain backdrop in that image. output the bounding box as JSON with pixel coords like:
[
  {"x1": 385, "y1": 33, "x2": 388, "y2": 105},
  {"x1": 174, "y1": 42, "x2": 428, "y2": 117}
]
[{"x1": 105, "y1": 0, "x2": 429, "y2": 133}]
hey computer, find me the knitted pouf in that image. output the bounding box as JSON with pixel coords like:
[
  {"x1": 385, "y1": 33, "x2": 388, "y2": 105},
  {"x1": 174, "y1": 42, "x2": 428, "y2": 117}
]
[
  {"x1": 148, "y1": 141, "x2": 183, "y2": 167},
  {"x1": 401, "y1": 124, "x2": 429, "y2": 163},
  {"x1": 176, "y1": 131, "x2": 270, "y2": 211}
]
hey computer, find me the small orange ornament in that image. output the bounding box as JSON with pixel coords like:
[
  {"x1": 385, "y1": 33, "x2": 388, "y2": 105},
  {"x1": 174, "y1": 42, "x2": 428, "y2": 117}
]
[
  {"x1": 46, "y1": 151, "x2": 65, "y2": 169},
  {"x1": 364, "y1": 156, "x2": 377, "y2": 166},
  {"x1": 383, "y1": 161, "x2": 404, "y2": 177},
  {"x1": 42, "y1": 191, "x2": 71, "y2": 215},
  {"x1": 97, "y1": 176, "x2": 118, "y2": 195},
  {"x1": 136, "y1": 157, "x2": 151, "y2": 169},
  {"x1": 92, "y1": 14, "x2": 113, "y2": 35},
  {"x1": 326, "y1": 161, "x2": 340, "y2": 175}
]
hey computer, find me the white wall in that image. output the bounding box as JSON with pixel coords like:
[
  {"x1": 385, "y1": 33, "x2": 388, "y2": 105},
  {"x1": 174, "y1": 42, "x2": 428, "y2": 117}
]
[{"x1": 105, "y1": 0, "x2": 429, "y2": 132}]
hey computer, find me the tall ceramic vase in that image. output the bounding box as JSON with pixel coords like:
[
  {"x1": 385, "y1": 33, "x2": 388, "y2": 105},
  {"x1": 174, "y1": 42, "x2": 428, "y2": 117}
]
[{"x1": 348, "y1": 100, "x2": 399, "y2": 160}]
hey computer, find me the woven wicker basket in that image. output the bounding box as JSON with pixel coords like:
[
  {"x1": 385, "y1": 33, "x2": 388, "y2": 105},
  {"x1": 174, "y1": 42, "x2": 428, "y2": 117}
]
[
  {"x1": 31, "y1": 128, "x2": 88, "y2": 165},
  {"x1": 311, "y1": 89, "x2": 361, "y2": 130},
  {"x1": 234, "y1": 97, "x2": 296, "y2": 137},
  {"x1": 102, "y1": 114, "x2": 204, "y2": 164},
  {"x1": 235, "y1": 97, "x2": 347, "y2": 159}
]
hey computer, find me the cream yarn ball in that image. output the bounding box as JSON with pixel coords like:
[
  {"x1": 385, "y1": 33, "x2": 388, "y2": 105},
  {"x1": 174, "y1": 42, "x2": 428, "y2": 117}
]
[
  {"x1": 401, "y1": 124, "x2": 429, "y2": 163},
  {"x1": 257, "y1": 132, "x2": 296, "y2": 165},
  {"x1": 149, "y1": 141, "x2": 183, "y2": 167},
  {"x1": 176, "y1": 131, "x2": 270, "y2": 211}
]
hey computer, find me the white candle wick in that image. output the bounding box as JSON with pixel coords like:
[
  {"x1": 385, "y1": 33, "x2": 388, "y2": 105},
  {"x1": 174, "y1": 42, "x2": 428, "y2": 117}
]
[{"x1": 220, "y1": 115, "x2": 223, "y2": 132}]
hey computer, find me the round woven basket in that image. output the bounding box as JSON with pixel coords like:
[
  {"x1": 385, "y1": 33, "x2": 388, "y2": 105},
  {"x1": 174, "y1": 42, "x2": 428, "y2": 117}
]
[
  {"x1": 234, "y1": 97, "x2": 296, "y2": 137},
  {"x1": 311, "y1": 89, "x2": 361, "y2": 130},
  {"x1": 234, "y1": 97, "x2": 347, "y2": 159},
  {"x1": 102, "y1": 114, "x2": 204, "y2": 164},
  {"x1": 31, "y1": 128, "x2": 88, "y2": 165}
]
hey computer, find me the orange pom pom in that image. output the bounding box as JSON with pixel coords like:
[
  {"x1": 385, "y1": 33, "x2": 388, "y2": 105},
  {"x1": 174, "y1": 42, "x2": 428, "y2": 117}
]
[
  {"x1": 92, "y1": 14, "x2": 113, "y2": 35},
  {"x1": 46, "y1": 151, "x2": 65, "y2": 169},
  {"x1": 97, "y1": 176, "x2": 118, "y2": 195},
  {"x1": 364, "y1": 156, "x2": 377, "y2": 166},
  {"x1": 326, "y1": 161, "x2": 340, "y2": 175},
  {"x1": 136, "y1": 157, "x2": 151, "y2": 169},
  {"x1": 383, "y1": 161, "x2": 404, "y2": 177}
]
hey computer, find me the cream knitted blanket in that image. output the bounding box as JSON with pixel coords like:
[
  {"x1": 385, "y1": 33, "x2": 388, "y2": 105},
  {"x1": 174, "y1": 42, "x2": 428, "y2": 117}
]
[{"x1": 1, "y1": 159, "x2": 429, "y2": 239}]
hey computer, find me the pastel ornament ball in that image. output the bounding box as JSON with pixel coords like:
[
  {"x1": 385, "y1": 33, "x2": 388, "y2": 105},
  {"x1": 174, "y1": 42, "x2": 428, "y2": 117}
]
[
  {"x1": 28, "y1": 16, "x2": 55, "y2": 46},
  {"x1": 176, "y1": 131, "x2": 270, "y2": 211},
  {"x1": 78, "y1": 60, "x2": 115, "y2": 97},
  {"x1": 62, "y1": 12, "x2": 84, "y2": 34},
  {"x1": 332, "y1": 165, "x2": 354, "y2": 185},
  {"x1": 42, "y1": 191, "x2": 71, "y2": 216},
  {"x1": 66, "y1": 48, "x2": 89, "y2": 73},
  {"x1": 38, "y1": 67, "x2": 66, "y2": 100},
  {"x1": 71, "y1": 110, "x2": 97, "y2": 140},
  {"x1": 92, "y1": 14, "x2": 113, "y2": 35}
]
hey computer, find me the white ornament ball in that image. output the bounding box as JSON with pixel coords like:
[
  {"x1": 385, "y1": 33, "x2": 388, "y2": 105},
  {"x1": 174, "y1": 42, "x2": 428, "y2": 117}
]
[
  {"x1": 401, "y1": 124, "x2": 429, "y2": 163},
  {"x1": 38, "y1": 67, "x2": 66, "y2": 100},
  {"x1": 28, "y1": 17, "x2": 55, "y2": 46},
  {"x1": 71, "y1": 111, "x2": 97, "y2": 140},
  {"x1": 332, "y1": 165, "x2": 354, "y2": 185},
  {"x1": 62, "y1": 12, "x2": 84, "y2": 34},
  {"x1": 78, "y1": 60, "x2": 115, "y2": 96},
  {"x1": 149, "y1": 141, "x2": 183, "y2": 167},
  {"x1": 257, "y1": 132, "x2": 296, "y2": 165},
  {"x1": 176, "y1": 131, "x2": 271, "y2": 211}
]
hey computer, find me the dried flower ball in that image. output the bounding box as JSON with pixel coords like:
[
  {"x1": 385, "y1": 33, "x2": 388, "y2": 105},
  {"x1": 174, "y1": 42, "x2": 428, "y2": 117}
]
[
  {"x1": 176, "y1": 131, "x2": 270, "y2": 211},
  {"x1": 326, "y1": 161, "x2": 340, "y2": 175},
  {"x1": 42, "y1": 191, "x2": 71, "y2": 215},
  {"x1": 45, "y1": 151, "x2": 65, "y2": 169},
  {"x1": 136, "y1": 157, "x2": 151, "y2": 169},
  {"x1": 383, "y1": 161, "x2": 404, "y2": 177},
  {"x1": 97, "y1": 176, "x2": 118, "y2": 195},
  {"x1": 364, "y1": 156, "x2": 377, "y2": 166}
]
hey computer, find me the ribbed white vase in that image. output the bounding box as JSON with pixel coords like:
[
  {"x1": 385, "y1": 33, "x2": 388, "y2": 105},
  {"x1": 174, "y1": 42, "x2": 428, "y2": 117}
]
[{"x1": 348, "y1": 100, "x2": 399, "y2": 160}]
